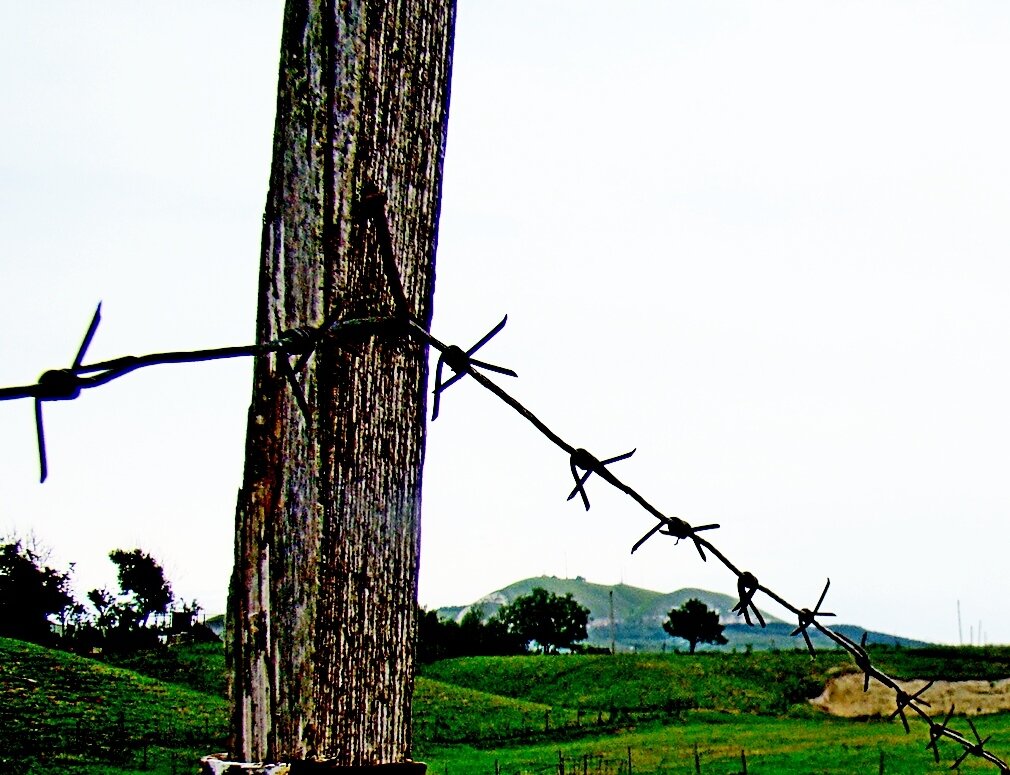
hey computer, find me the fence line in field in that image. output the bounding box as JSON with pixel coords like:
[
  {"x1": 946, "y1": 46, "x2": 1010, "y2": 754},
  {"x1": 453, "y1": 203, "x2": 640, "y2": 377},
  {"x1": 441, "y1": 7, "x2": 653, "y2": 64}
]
[
  {"x1": 0, "y1": 191, "x2": 1005, "y2": 772},
  {"x1": 489, "y1": 745, "x2": 898, "y2": 775}
]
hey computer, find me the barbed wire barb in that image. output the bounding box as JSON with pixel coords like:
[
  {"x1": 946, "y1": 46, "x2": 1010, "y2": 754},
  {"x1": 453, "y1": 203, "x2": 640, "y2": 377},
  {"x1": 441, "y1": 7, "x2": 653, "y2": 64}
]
[
  {"x1": 790, "y1": 579, "x2": 835, "y2": 657},
  {"x1": 567, "y1": 447, "x2": 636, "y2": 510},
  {"x1": 731, "y1": 571, "x2": 766, "y2": 627},
  {"x1": 33, "y1": 302, "x2": 103, "y2": 481},
  {"x1": 630, "y1": 515, "x2": 719, "y2": 560},
  {"x1": 835, "y1": 630, "x2": 874, "y2": 691},
  {"x1": 953, "y1": 716, "x2": 993, "y2": 769},
  {"x1": 927, "y1": 705, "x2": 956, "y2": 763},
  {"x1": 430, "y1": 315, "x2": 516, "y2": 421},
  {"x1": 890, "y1": 681, "x2": 934, "y2": 734}
]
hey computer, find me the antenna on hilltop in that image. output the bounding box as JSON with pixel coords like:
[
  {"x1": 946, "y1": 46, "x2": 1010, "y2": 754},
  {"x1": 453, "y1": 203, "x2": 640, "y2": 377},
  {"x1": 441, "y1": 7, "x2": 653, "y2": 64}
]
[{"x1": 609, "y1": 589, "x2": 616, "y2": 655}]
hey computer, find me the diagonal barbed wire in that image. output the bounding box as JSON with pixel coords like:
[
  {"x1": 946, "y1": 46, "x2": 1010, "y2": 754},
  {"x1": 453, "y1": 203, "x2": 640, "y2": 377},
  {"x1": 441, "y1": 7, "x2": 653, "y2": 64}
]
[{"x1": 1, "y1": 192, "x2": 1007, "y2": 772}]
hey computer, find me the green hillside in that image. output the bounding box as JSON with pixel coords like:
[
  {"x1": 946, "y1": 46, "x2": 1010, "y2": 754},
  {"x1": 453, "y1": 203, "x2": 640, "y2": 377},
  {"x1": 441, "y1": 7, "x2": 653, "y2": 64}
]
[
  {"x1": 437, "y1": 575, "x2": 781, "y2": 651},
  {"x1": 419, "y1": 651, "x2": 847, "y2": 718},
  {"x1": 451, "y1": 576, "x2": 759, "y2": 622},
  {"x1": 436, "y1": 575, "x2": 927, "y2": 652},
  {"x1": 5, "y1": 636, "x2": 1010, "y2": 774},
  {"x1": 414, "y1": 677, "x2": 580, "y2": 744},
  {"x1": 0, "y1": 637, "x2": 227, "y2": 773}
]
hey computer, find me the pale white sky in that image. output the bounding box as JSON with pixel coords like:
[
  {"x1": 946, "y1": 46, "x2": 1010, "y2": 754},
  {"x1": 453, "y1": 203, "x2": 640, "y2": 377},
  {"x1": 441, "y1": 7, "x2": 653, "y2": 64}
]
[{"x1": 2, "y1": 2, "x2": 1010, "y2": 646}]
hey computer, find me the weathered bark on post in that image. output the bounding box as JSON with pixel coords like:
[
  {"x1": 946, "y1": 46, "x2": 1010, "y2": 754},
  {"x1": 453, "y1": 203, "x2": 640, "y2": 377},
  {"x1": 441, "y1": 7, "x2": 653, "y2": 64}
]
[{"x1": 227, "y1": 0, "x2": 454, "y2": 765}]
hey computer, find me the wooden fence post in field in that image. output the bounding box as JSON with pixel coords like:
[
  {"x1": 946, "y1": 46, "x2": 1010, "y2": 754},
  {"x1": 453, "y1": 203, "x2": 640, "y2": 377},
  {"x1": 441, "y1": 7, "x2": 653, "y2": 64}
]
[{"x1": 224, "y1": 0, "x2": 455, "y2": 767}]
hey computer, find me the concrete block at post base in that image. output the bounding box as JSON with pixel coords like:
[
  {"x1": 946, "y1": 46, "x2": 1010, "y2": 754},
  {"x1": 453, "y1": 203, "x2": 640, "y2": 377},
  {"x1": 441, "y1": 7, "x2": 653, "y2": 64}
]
[{"x1": 201, "y1": 754, "x2": 426, "y2": 774}]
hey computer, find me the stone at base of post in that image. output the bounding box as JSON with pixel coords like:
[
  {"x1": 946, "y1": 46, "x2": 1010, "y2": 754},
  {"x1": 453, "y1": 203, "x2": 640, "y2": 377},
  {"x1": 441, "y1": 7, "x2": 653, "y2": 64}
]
[{"x1": 200, "y1": 754, "x2": 426, "y2": 774}]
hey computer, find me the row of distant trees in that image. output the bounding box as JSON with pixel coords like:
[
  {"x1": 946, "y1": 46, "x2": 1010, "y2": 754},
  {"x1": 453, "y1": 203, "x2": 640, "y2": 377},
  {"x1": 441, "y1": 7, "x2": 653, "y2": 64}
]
[
  {"x1": 417, "y1": 587, "x2": 728, "y2": 662},
  {"x1": 418, "y1": 587, "x2": 595, "y2": 662},
  {"x1": 0, "y1": 538, "x2": 199, "y2": 652},
  {"x1": 1, "y1": 539, "x2": 728, "y2": 658}
]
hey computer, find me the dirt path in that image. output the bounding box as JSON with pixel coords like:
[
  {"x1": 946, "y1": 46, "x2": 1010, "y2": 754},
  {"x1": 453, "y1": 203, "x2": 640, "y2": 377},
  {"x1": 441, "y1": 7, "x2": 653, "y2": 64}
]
[{"x1": 812, "y1": 673, "x2": 1010, "y2": 717}]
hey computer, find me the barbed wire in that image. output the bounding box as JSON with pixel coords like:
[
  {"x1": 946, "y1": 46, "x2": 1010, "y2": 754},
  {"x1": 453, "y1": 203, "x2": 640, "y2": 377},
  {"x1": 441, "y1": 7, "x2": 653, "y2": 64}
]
[{"x1": 1, "y1": 192, "x2": 1006, "y2": 772}]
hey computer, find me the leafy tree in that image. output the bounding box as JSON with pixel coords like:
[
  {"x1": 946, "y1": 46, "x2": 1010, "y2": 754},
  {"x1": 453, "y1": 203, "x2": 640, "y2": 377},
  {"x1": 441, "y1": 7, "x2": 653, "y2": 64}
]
[
  {"x1": 108, "y1": 548, "x2": 173, "y2": 627},
  {"x1": 0, "y1": 541, "x2": 75, "y2": 644},
  {"x1": 417, "y1": 607, "x2": 456, "y2": 663},
  {"x1": 459, "y1": 604, "x2": 526, "y2": 656},
  {"x1": 416, "y1": 605, "x2": 525, "y2": 663},
  {"x1": 663, "y1": 598, "x2": 728, "y2": 654},
  {"x1": 499, "y1": 587, "x2": 590, "y2": 654},
  {"x1": 87, "y1": 587, "x2": 117, "y2": 631}
]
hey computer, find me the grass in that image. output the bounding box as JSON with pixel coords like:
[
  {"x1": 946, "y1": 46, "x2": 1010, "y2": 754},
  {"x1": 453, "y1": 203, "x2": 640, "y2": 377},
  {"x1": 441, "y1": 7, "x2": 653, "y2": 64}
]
[
  {"x1": 6, "y1": 638, "x2": 1010, "y2": 773},
  {"x1": 419, "y1": 650, "x2": 852, "y2": 718},
  {"x1": 101, "y1": 641, "x2": 227, "y2": 698},
  {"x1": 867, "y1": 644, "x2": 1010, "y2": 682},
  {"x1": 415, "y1": 677, "x2": 581, "y2": 744},
  {"x1": 0, "y1": 637, "x2": 226, "y2": 774},
  {"x1": 417, "y1": 713, "x2": 1010, "y2": 774}
]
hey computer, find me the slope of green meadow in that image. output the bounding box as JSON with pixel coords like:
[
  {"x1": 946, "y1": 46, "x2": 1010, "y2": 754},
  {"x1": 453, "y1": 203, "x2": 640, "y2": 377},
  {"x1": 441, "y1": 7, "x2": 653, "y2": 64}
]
[
  {"x1": 0, "y1": 637, "x2": 227, "y2": 774},
  {"x1": 419, "y1": 651, "x2": 849, "y2": 717},
  {"x1": 5, "y1": 637, "x2": 1010, "y2": 773}
]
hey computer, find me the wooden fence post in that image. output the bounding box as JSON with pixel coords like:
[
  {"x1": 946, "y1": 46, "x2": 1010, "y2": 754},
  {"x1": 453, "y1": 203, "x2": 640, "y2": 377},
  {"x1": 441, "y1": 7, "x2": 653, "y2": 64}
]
[{"x1": 225, "y1": 0, "x2": 455, "y2": 768}]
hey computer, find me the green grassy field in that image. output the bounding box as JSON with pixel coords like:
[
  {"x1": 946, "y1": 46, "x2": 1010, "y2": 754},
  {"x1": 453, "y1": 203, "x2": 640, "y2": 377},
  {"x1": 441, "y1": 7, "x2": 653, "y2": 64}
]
[
  {"x1": 4, "y1": 637, "x2": 1010, "y2": 774},
  {"x1": 0, "y1": 638, "x2": 227, "y2": 774},
  {"x1": 419, "y1": 651, "x2": 848, "y2": 719},
  {"x1": 416, "y1": 713, "x2": 1010, "y2": 775}
]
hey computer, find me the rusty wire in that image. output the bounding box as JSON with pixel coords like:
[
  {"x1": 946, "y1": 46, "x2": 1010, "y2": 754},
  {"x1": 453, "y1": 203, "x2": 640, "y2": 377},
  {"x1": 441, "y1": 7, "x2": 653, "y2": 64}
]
[{"x1": 1, "y1": 193, "x2": 1007, "y2": 772}]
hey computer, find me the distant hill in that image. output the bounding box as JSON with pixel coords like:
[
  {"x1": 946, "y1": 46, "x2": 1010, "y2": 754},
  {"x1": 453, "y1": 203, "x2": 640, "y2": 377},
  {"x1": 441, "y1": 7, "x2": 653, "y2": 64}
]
[{"x1": 435, "y1": 575, "x2": 929, "y2": 652}]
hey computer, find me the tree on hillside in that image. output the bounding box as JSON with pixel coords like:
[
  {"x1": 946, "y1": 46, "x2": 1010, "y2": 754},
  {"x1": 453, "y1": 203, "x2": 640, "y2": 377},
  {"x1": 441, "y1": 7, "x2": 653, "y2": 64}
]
[
  {"x1": 87, "y1": 587, "x2": 117, "y2": 632},
  {"x1": 663, "y1": 598, "x2": 728, "y2": 654},
  {"x1": 416, "y1": 605, "x2": 526, "y2": 662},
  {"x1": 109, "y1": 548, "x2": 173, "y2": 627},
  {"x1": 499, "y1": 587, "x2": 590, "y2": 654},
  {"x1": 0, "y1": 541, "x2": 75, "y2": 644},
  {"x1": 417, "y1": 607, "x2": 456, "y2": 663}
]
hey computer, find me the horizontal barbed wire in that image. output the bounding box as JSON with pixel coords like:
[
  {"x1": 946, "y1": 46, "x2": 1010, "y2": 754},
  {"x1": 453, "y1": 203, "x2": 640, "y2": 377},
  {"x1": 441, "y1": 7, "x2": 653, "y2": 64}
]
[{"x1": 1, "y1": 192, "x2": 1006, "y2": 773}]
